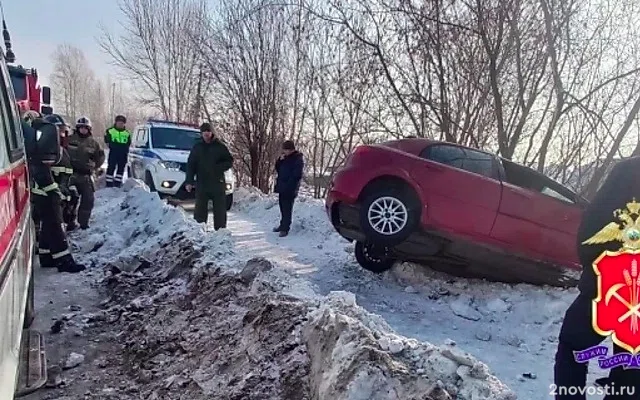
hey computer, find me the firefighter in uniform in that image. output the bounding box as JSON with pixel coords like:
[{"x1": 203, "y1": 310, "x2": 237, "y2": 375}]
[
  {"x1": 67, "y1": 117, "x2": 105, "y2": 230},
  {"x1": 185, "y1": 122, "x2": 234, "y2": 230},
  {"x1": 554, "y1": 157, "x2": 640, "y2": 399},
  {"x1": 104, "y1": 115, "x2": 131, "y2": 187},
  {"x1": 22, "y1": 112, "x2": 85, "y2": 273},
  {"x1": 44, "y1": 115, "x2": 75, "y2": 231}
]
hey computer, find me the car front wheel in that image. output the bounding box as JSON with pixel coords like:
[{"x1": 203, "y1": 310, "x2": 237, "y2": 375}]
[
  {"x1": 354, "y1": 241, "x2": 395, "y2": 273},
  {"x1": 226, "y1": 194, "x2": 233, "y2": 211},
  {"x1": 145, "y1": 171, "x2": 157, "y2": 192}
]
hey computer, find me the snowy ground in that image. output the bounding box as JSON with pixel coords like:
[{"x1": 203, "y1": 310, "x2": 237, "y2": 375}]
[{"x1": 24, "y1": 182, "x2": 613, "y2": 399}]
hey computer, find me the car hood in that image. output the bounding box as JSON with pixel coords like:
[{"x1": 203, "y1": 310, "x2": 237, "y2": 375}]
[{"x1": 153, "y1": 149, "x2": 190, "y2": 163}]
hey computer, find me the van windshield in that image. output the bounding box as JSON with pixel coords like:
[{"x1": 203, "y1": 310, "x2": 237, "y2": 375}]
[{"x1": 150, "y1": 127, "x2": 200, "y2": 151}]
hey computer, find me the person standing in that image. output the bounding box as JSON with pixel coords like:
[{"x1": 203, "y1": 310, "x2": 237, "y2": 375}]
[
  {"x1": 553, "y1": 156, "x2": 640, "y2": 399},
  {"x1": 272, "y1": 140, "x2": 303, "y2": 237},
  {"x1": 185, "y1": 122, "x2": 233, "y2": 230},
  {"x1": 104, "y1": 115, "x2": 131, "y2": 187},
  {"x1": 44, "y1": 115, "x2": 74, "y2": 230},
  {"x1": 23, "y1": 112, "x2": 85, "y2": 273},
  {"x1": 66, "y1": 117, "x2": 105, "y2": 230}
]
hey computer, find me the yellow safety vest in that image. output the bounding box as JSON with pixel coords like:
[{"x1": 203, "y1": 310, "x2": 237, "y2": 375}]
[{"x1": 107, "y1": 127, "x2": 131, "y2": 144}]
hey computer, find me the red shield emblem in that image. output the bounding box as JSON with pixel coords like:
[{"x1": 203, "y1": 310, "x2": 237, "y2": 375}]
[{"x1": 593, "y1": 250, "x2": 640, "y2": 354}]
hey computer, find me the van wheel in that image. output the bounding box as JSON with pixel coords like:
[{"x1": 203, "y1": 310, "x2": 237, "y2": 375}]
[
  {"x1": 23, "y1": 272, "x2": 35, "y2": 328},
  {"x1": 359, "y1": 183, "x2": 420, "y2": 246},
  {"x1": 355, "y1": 242, "x2": 395, "y2": 273},
  {"x1": 145, "y1": 171, "x2": 156, "y2": 192},
  {"x1": 226, "y1": 194, "x2": 233, "y2": 211}
]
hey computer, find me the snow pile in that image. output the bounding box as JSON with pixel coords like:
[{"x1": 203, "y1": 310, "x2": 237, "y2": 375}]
[
  {"x1": 92, "y1": 253, "x2": 514, "y2": 400},
  {"x1": 65, "y1": 182, "x2": 516, "y2": 399},
  {"x1": 71, "y1": 179, "x2": 238, "y2": 272}
]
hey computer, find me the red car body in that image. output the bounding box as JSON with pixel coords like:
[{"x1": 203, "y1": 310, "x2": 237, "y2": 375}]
[{"x1": 326, "y1": 138, "x2": 587, "y2": 287}]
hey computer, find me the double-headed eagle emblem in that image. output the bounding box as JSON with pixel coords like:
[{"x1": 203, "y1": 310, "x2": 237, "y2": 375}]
[
  {"x1": 583, "y1": 199, "x2": 640, "y2": 250},
  {"x1": 583, "y1": 199, "x2": 640, "y2": 352}
]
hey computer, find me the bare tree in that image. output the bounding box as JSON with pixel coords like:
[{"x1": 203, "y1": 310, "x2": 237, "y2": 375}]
[
  {"x1": 50, "y1": 44, "x2": 97, "y2": 118},
  {"x1": 99, "y1": 0, "x2": 207, "y2": 120}
]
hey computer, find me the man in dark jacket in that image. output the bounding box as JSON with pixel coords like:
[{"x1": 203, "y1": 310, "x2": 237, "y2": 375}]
[
  {"x1": 23, "y1": 112, "x2": 85, "y2": 273},
  {"x1": 272, "y1": 140, "x2": 303, "y2": 237},
  {"x1": 185, "y1": 122, "x2": 234, "y2": 230},
  {"x1": 554, "y1": 157, "x2": 640, "y2": 399},
  {"x1": 104, "y1": 115, "x2": 131, "y2": 187},
  {"x1": 67, "y1": 116, "x2": 105, "y2": 230}
]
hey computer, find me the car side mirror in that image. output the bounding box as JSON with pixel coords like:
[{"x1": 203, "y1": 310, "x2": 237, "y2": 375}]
[
  {"x1": 22, "y1": 121, "x2": 61, "y2": 164},
  {"x1": 41, "y1": 86, "x2": 51, "y2": 105},
  {"x1": 40, "y1": 105, "x2": 53, "y2": 115}
]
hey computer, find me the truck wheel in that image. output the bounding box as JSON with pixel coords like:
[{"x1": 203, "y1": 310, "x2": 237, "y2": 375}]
[
  {"x1": 354, "y1": 241, "x2": 395, "y2": 273},
  {"x1": 359, "y1": 183, "x2": 420, "y2": 246},
  {"x1": 226, "y1": 194, "x2": 233, "y2": 211},
  {"x1": 145, "y1": 171, "x2": 156, "y2": 192},
  {"x1": 23, "y1": 271, "x2": 35, "y2": 328}
]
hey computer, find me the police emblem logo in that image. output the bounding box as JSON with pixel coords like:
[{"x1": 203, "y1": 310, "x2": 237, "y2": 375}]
[{"x1": 578, "y1": 199, "x2": 640, "y2": 367}]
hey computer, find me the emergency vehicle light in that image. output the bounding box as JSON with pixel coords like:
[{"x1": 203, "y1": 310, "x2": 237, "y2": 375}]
[{"x1": 147, "y1": 119, "x2": 198, "y2": 128}]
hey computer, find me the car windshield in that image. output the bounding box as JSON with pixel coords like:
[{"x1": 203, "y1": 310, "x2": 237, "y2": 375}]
[
  {"x1": 10, "y1": 74, "x2": 27, "y2": 100},
  {"x1": 151, "y1": 127, "x2": 200, "y2": 150}
]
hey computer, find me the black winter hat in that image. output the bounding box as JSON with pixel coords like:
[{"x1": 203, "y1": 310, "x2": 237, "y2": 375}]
[
  {"x1": 115, "y1": 115, "x2": 127, "y2": 123},
  {"x1": 282, "y1": 140, "x2": 295, "y2": 150},
  {"x1": 200, "y1": 122, "x2": 212, "y2": 132}
]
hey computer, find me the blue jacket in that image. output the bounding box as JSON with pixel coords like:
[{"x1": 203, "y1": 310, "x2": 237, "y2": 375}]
[{"x1": 274, "y1": 151, "x2": 303, "y2": 196}]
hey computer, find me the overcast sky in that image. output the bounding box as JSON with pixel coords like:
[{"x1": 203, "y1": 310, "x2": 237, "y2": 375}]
[{"x1": 3, "y1": 0, "x2": 122, "y2": 85}]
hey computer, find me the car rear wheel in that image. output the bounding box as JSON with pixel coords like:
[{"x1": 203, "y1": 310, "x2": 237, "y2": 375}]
[
  {"x1": 226, "y1": 194, "x2": 233, "y2": 211},
  {"x1": 359, "y1": 183, "x2": 420, "y2": 245},
  {"x1": 354, "y1": 241, "x2": 395, "y2": 273},
  {"x1": 145, "y1": 171, "x2": 157, "y2": 192}
]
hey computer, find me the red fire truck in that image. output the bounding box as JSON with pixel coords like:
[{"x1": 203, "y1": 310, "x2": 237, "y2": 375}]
[{"x1": 0, "y1": 16, "x2": 48, "y2": 399}]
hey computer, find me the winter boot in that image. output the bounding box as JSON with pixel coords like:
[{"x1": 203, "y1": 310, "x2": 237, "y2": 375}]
[
  {"x1": 66, "y1": 221, "x2": 79, "y2": 232},
  {"x1": 80, "y1": 224, "x2": 89, "y2": 230},
  {"x1": 106, "y1": 181, "x2": 114, "y2": 188},
  {"x1": 272, "y1": 226, "x2": 281, "y2": 232},
  {"x1": 279, "y1": 230, "x2": 289, "y2": 237},
  {"x1": 39, "y1": 253, "x2": 56, "y2": 268},
  {"x1": 57, "y1": 254, "x2": 86, "y2": 273}
]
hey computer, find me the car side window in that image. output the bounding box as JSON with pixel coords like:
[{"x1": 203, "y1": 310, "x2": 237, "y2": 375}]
[
  {"x1": 463, "y1": 149, "x2": 496, "y2": 178},
  {"x1": 422, "y1": 144, "x2": 496, "y2": 179},
  {"x1": 424, "y1": 145, "x2": 465, "y2": 168},
  {"x1": 136, "y1": 128, "x2": 148, "y2": 148},
  {"x1": 0, "y1": 62, "x2": 23, "y2": 162}
]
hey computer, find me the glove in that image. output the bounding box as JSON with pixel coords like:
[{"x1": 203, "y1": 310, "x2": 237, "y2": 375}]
[
  {"x1": 68, "y1": 185, "x2": 79, "y2": 198},
  {"x1": 59, "y1": 185, "x2": 71, "y2": 198}
]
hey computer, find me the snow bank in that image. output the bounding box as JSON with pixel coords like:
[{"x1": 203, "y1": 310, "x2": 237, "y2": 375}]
[{"x1": 68, "y1": 181, "x2": 515, "y2": 399}]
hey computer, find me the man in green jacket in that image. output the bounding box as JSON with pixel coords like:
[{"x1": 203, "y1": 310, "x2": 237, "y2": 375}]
[{"x1": 185, "y1": 122, "x2": 234, "y2": 230}]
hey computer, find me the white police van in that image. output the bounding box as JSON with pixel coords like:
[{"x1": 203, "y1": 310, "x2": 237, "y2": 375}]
[{"x1": 127, "y1": 119, "x2": 236, "y2": 210}]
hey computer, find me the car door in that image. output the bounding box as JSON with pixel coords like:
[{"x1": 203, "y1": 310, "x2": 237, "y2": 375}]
[
  {"x1": 492, "y1": 162, "x2": 583, "y2": 263},
  {"x1": 129, "y1": 128, "x2": 148, "y2": 178},
  {"x1": 529, "y1": 183, "x2": 583, "y2": 265},
  {"x1": 416, "y1": 144, "x2": 502, "y2": 239}
]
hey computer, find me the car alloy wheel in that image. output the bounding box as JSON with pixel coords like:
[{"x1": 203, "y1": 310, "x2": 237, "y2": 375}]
[{"x1": 367, "y1": 196, "x2": 408, "y2": 236}]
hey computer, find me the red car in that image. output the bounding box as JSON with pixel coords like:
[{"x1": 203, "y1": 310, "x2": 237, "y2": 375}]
[{"x1": 326, "y1": 138, "x2": 588, "y2": 287}]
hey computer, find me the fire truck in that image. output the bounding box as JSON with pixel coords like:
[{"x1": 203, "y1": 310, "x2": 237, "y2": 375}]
[{"x1": 0, "y1": 15, "x2": 50, "y2": 400}]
